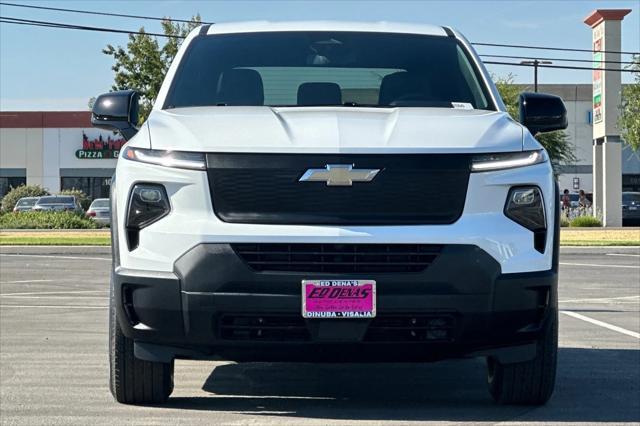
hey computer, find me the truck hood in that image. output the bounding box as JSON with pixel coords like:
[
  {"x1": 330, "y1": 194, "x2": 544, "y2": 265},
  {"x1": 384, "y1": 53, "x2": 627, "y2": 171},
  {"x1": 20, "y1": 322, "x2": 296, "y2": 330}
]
[{"x1": 146, "y1": 107, "x2": 524, "y2": 154}]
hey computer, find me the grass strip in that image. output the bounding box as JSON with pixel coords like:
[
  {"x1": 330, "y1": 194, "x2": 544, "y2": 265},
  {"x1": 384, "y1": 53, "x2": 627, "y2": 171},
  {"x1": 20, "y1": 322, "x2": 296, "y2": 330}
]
[{"x1": 0, "y1": 231, "x2": 110, "y2": 246}]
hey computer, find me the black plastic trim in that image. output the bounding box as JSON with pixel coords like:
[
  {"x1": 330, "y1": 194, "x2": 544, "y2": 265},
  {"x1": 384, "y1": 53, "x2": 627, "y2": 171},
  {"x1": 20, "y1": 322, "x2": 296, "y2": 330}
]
[
  {"x1": 206, "y1": 153, "x2": 472, "y2": 225},
  {"x1": 199, "y1": 24, "x2": 211, "y2": 35},
  {"x1": 552, "y1": 182, "x2": 560, "y2": 272},
  {"x1": 112, "y1": 242, "x2": 557, "y2": 363}
]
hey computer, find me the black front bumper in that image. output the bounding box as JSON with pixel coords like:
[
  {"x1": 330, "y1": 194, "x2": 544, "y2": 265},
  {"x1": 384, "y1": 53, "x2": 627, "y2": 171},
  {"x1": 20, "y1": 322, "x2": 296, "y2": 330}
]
[{"x1": 113, "y1": 244, "x2": 557, "y2": 363}]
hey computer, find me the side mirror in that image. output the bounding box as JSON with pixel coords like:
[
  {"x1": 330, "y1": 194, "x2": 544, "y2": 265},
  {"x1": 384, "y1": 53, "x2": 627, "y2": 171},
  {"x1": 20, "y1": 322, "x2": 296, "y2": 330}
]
[
  {"x1": 519, "y1": 92, "x2": 568, "y2": 135},
  {"x1": 91, "y1": 90, "x2": 140, "y2": 140}
]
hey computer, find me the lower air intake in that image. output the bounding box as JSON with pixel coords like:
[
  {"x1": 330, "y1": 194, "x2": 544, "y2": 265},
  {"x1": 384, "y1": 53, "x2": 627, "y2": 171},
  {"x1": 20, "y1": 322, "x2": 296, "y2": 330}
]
[{"x1": 232, "y1": 243, "x2": 443, "y2": 273}]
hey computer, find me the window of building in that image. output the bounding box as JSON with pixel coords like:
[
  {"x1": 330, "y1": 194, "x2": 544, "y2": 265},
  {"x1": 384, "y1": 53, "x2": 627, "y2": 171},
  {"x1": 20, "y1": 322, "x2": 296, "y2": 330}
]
[
  {"x1": 60, "y1": 177, "x2": 111, "y2": 200},
  {"x1": 623, "y1": 174, "x2": 640, "y2": 192},
  {"x1": 0, "y1": 177, "x2": 27, "y2": 198}
]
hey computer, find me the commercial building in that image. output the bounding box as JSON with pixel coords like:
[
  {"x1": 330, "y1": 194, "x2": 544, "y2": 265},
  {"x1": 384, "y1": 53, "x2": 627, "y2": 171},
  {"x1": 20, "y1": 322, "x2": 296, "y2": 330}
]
[
  {"x1": 536, "y1": 84, "x2": 640, "y2": 194},
  {"x1": 1, "y1": 86, "x2": 639, "y2": 200},
  {"x1": 0, "y1": 111, "x2": 121, "y2": 199}
]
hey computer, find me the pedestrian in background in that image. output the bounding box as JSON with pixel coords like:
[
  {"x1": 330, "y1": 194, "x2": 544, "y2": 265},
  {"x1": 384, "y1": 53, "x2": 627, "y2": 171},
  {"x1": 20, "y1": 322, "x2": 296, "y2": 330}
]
[
  {"x1": 578, "y1": 189, "x2": 591, "y2": 211},
  {"x1": 562, "y1": 189, "x2": 571, "y2": 214}
]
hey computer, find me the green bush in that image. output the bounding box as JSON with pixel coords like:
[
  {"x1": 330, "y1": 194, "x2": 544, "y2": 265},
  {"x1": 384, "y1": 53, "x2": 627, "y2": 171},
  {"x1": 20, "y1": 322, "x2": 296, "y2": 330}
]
[
  {"x1": 0, "y1": 184, "x2": 49, "y2": 212},
  {"x1": 59, "y1": 188, "x2": 91, "y2": 210},
  {"x1": 559, "y1": 215, "x2": 570, "y2": 227},
  {"x1": 0, "y1": 211, "x2": 98, "y2": 229},
  {"x1": 569, "y1": 216, "x2": 602, "y2": 227}
]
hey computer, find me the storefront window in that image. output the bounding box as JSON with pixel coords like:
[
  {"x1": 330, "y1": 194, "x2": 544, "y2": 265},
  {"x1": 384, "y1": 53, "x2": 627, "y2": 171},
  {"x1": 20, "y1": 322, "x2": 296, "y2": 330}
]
[
  {"x1": 61, "y1": 177, "x2": 111, "y2": 200},
  {"x1": 0, "y1": 177, "x2": 27, "y2": 198},
  {"x1": 623, "y1": 174, "x2": 640, "y2": 192}
]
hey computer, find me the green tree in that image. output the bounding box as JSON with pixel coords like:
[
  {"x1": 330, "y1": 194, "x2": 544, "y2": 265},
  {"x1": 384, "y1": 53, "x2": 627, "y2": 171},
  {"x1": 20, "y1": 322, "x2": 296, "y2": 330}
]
[
  {"x1": 619, "y1": 55, "x2": 640, "y2": 151},
  {"x1": 102, "y1": 16, "x2": 201, "y2": 123},
  {"x1": 493, "y1": 74, "x2": 576, "y2": 172}
]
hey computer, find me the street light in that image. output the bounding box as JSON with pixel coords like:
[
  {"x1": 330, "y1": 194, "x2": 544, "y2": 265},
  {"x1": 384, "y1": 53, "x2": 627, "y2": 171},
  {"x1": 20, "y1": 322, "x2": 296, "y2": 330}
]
[{"x1": 520, "y1": 60, "x2": 553, "y2": 92}]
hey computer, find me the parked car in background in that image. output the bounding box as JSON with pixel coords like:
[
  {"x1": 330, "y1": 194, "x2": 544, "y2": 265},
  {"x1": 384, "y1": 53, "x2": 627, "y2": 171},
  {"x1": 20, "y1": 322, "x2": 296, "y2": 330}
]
[
  {"x1": 13, "y1": 197, "x2": 40, "y2": 212},
  {"x1": 32, "y1": 196, "x2": 83, "y2": 213},
  {"x1": 622, "y1": 192, "x2": 640, "y2": 226},
  {"x1": 86, "y1": 198, "x2": 110, "y2": 226}
]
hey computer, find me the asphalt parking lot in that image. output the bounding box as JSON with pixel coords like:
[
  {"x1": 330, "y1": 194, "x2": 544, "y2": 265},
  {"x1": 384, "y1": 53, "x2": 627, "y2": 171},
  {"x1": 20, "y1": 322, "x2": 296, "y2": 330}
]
[{"x1": 0, "y1": 246, "x2": 638, "y2": 425}]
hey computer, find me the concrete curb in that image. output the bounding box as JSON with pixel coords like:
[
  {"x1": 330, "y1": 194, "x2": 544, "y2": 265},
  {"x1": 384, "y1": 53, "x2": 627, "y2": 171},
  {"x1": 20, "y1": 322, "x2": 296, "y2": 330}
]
[{"x1": 0, "y1": 245, "x2": 111, "y2": 255}]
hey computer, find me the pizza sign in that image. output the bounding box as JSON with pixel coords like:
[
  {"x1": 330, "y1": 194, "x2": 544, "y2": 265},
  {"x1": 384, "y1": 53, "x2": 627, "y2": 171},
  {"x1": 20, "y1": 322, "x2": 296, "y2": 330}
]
[{"x1": 75, "y1": 132, "x2": 126, "y2": 159}]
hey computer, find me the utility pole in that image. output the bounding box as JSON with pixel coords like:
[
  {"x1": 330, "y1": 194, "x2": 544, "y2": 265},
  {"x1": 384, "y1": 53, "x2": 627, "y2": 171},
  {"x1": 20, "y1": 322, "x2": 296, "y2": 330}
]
[{"x1": 519, "y1": 59, "x2": 553, "y2": 92}]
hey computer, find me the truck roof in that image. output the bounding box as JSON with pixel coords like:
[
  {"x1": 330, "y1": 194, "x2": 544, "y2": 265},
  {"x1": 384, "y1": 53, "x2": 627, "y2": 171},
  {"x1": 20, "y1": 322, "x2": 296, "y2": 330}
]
[{"x1": 205, "y1": 21, "x2": 449, "y2": 37}]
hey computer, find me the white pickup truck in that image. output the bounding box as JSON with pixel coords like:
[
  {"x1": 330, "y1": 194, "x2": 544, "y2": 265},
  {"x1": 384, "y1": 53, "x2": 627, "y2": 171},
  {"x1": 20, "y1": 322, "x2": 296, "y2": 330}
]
[{"x1": 92, "y1": 21, "x2": 567, "y2": 406}]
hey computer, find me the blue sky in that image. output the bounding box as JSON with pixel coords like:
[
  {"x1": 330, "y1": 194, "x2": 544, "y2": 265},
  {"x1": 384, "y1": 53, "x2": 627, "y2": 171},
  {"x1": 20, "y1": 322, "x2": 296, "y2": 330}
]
[{"x1": 0, "y1": 0, "x2": 638, "y2": 110}]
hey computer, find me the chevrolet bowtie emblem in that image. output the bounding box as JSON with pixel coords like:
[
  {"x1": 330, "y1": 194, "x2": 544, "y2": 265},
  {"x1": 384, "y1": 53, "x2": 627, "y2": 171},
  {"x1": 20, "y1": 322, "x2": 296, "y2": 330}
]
[{"x1": 299, "y1": 164, "x2": 380, "y2": 186}]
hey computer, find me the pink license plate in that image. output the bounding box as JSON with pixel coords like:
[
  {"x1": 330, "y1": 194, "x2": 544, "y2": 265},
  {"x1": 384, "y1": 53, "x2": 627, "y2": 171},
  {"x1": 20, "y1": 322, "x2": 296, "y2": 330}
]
[{"x1": 302, "y1": 280, "x2": 376, "y2": 319}]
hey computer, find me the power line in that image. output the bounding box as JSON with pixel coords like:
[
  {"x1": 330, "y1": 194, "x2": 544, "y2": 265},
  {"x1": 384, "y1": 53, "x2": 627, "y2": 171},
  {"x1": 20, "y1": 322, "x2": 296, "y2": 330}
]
[
  {"x1": 483, "y1": 60, "x2": 637, "y2": 73},
  {"x1": 0, "y1": 16, "x2": 185, "y2": 38},
  {"x1": 2, "y1": 1, "x2": 639, "y2": 55},
  {"x1": 479, "y1": 54, "x2": 637, "y2": 66},
  {"x1": 1, "y1": 10, "x2": 639, "y2": 58},
  {"x1": 473, "y1": 41, "x2": 638, "y2": 56},
  {"x1": 0, "y1": 1, "x2": 209, "y2": 24}
]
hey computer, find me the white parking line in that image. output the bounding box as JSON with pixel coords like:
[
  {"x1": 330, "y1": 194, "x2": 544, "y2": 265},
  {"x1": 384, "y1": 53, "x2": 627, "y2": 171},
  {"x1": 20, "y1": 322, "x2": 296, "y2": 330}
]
[
  {"x1": 560, "y1": 310, "x2": 640, "y2": 339},
  {"x1": 559, "y1": 262, "x2": 640, "y2": 269},
  {"x1": 0, "y1": 304, "x2": 108, "y2": 309},
  {"x1": 0, "y1": 279, "x2": 54, "y2": 284},
  {"x1": 606, "y1": 253, "x2": 640, "y2": 258},
  {"x1": 0, "y1": 254, "x2": 110, "y2": 261},
  {"x1": 559, "y1": 295, "x2": 640, "y2": 303},
  {"x1": 0, "y1": 290, "x2": 108, "y2": 297}
]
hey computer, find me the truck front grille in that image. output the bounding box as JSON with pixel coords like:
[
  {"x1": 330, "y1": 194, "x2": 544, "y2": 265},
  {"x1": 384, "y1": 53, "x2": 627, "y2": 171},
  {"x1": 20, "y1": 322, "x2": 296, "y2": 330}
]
[
  {"x1": 206, "y1": 153, "x2": 471, "y2": 225},
  {"x1": 232, "y1": 243, "x2": 442, "y2": 273}
]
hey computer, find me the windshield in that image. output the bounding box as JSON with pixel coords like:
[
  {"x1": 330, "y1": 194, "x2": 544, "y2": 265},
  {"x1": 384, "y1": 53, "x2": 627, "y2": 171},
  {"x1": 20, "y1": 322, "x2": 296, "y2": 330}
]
[
  {"x1": 16, "y1": 198, "x2": 37, "y2": 207},
  {"x1": 623, "y1": 193, "x2": 640, "y2": 204},
  {"x1": 91, "y1": 199, "x2": 110, "y2": 208},
  {"x1": 37, "y1": 196, "x2": 74, "y2": 205},
  {"x1": 165, "y1": 31, "x2": 492, "y2": 109}
]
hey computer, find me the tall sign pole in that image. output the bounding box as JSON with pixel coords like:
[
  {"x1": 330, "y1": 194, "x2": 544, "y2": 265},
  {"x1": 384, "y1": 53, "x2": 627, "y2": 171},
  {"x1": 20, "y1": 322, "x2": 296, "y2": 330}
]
[{"x1": 584, "y1": 9, "x2": 631, "y2": 227}]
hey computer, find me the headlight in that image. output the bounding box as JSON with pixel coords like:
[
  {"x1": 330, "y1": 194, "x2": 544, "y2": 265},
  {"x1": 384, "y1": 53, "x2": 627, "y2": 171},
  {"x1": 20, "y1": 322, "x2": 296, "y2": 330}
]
[
  {"x1": 125, "y1": 183, "x2": 170, "y2": 250},
  {"x1": 127, "y1": 184, "x2": 170, "y2": 230},
  {"x1": 122, "y1": 147, "x2": 206, "y2": 170},
  {"x1": 471, "y1": 150, "x2": 547, "y2": 172},
  {"x1": 505, "y1": 186, "x2": 547, "y2": 253}
]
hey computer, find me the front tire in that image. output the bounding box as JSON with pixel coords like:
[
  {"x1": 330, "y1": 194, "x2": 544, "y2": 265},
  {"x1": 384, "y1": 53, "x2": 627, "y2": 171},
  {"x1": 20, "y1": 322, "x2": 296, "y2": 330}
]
[
  {"x1": 486, "y1": 311, "x2": 558, "y2": 405},
  {"x1": 109, "y1": 282, "x2": 174, "y2": 404}
]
